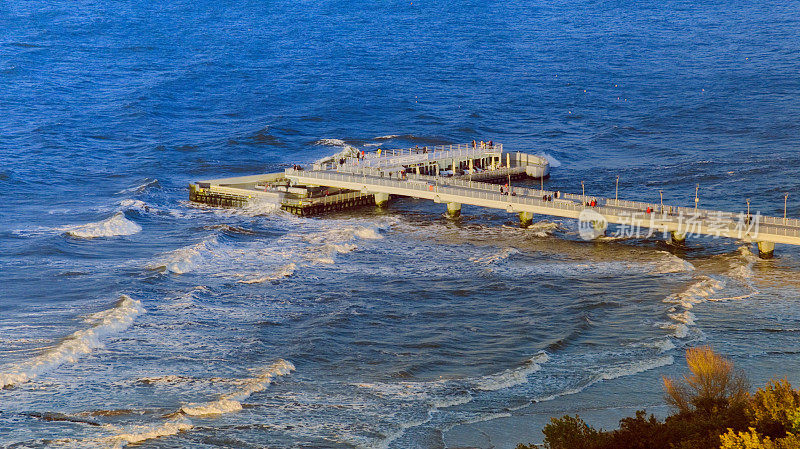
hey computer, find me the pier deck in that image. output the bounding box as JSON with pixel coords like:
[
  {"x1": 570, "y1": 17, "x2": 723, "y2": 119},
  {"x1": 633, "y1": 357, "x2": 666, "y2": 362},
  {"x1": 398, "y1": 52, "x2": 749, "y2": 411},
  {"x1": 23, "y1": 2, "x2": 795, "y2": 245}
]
[
  {"x1": 190, "y1": 141, "x2": 799, "y2": 257},
  {"x1": 285, "y1": 168, "x2": 800, "y2": 258}
]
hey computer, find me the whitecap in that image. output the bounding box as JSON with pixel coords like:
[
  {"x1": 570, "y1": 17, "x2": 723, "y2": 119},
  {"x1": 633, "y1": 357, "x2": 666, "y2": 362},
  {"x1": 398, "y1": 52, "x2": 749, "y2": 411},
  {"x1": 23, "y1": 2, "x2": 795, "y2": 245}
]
[
  {"x1": 105, "y1": 419, "x2": 192, "y2": 447},
  {"x1": 314, "y1": 138, "x2": 348, "y2": 146},
  {"x1": 148, "y1": 236, "x2": 220, "y2": 274},
  {"x1": 313, "y1": 143, "x2": 361, "y2": 165},
  {"x1": 652, "y1": 251, "x2": 695, "y2": 274},
  {"x1": 598, "y1": 355, "x2": 674, "y2": 381},
  {"x1": 115, "y1": 178, "x2": 160, "y2": 195},
  {"x1": 180, "y1": 359, "x2": 295, "y2": 417},
  {"x1": 472, "y1": 352, "x2": 549, "y2": 391},
  {"x1": 239, "y1": 263, "x2": 297, "y2": 284},
  {"x1": 64, "y1": 212, "x2": 141, "y2": 239},
  {"x1": 539, "y1": 152, "x2": 562, "y2": 168},
  {"x1": 0, "y1": 296, "x2": 145, "y2": 389},
  {"x1": 470, "y1": 247, "x2": 519, "y2": 265}
]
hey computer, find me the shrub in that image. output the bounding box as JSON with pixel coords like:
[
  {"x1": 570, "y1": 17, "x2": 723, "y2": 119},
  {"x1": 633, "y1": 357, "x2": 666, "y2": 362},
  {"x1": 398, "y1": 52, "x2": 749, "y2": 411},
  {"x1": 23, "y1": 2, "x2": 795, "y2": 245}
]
[
  {"x1": 663, "y1": 345, "x2": 749, "y2": 418},
  {"x1": 520, "y1": 347, "x2": 800, "y2": 449},
  {"x1": 748, "y1": 379, "x2": 800, "y2": 439},
  {"x1": 535, "y1": 415, "x2": 607, "y2": 449}
]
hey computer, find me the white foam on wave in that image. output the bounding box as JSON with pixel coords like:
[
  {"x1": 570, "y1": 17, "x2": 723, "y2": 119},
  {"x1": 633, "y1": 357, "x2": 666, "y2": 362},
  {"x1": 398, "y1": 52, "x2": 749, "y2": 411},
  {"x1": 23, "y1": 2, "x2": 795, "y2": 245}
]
[
  {"x1": 658, "y1": 275, "x2": 723, "y2": 339},
  {"x1": 539, "y1": 152, "x2": 562, "y2": 168},
  {"x1": 314, "y1": 138, "x2": 348, "y2": 146},
  {"x1": 239, "y1": 262, "x2": 297, "y2": 284},
  {"x1": 374, "y1": 134, "x2": 400, "y2": 140},
  {"x1": 148, "y1": 235, "x2": 219, "y2": 274},
  {"x1": 631, "y1": 338, "x2": 676, "y2": 353},
  {"x1": 526, "y1": 221, "x2": 561, "y2": 238},
  {"x1": 63, "y1": 212, "x2": 141, "y2": 239},
  {"x1": 104, "y1": 419, "x2": 192, "y2": 447},
  {"x1": 115, "y1": 178, "x2": 160, "y2": 195},
  {"x1": 526, "y1": 354, "x2": 676, "y2": 407},
  {"x1": 303, "y1": 225, "x2": 383, "y2": 265},
  {"x1": 0, "y1": 296, "x2": 145, "y2": 389},
  {"x1": 473, "y1": 352, "x2": 550, "y2": 391},
  {"x1": 117, "y1": 199, "x2": 150, "y2": 211},
  {"x1": 653, "y1": 251, "x2": 696, "y2": 274},
  {"x1": 314, "y1": 143, "x2": 361, "y2": 166},
  {"x1": 598, "y1": 354, "x2": 674, "y2": 381},
  {"x1": 729, "y1": 246, "x2": 758, "y2": 281},
  {"x1": 240, "y1": 200, "x2": 282, "y2": 216},
  {"x1": 180, "y1": 359, "x2": 295, "y2": 417},
  {"x1": 469, "y1": 247, "x2": 519, "y2": 265}
]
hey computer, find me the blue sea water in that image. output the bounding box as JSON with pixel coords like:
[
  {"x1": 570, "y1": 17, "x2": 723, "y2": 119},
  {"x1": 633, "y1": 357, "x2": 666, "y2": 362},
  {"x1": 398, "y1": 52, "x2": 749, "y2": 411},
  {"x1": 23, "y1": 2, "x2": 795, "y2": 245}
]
[{"x1": 1, "y1": 1, "x2": 800, "y2": 447}]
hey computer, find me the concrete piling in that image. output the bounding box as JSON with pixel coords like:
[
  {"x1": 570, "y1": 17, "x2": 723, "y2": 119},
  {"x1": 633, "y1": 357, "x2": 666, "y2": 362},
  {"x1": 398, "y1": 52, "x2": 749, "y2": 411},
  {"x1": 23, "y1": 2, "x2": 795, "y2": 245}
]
[
  {"x1": 446, "y1": 202, "x2": 462, "y2": 219},
  {"x1": 374, "y1": 192, "x2": 390, "y2": 208},
  {"x1": 757, "y1": 241, "x2": 775, "y2": 259},
  {"x1": 519, "y1": 211, "x2": 534, "y2": 228},
  {"x1": 669, "y1": 231, "x2": 686, "y2": 246}
]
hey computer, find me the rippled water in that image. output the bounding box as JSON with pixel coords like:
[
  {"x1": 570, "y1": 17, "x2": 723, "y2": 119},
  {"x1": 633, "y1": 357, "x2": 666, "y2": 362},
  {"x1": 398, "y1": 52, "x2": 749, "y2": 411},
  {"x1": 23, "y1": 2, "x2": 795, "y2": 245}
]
[{"x1": 1, "y1": 1, "x2": 800, "y2": 448}]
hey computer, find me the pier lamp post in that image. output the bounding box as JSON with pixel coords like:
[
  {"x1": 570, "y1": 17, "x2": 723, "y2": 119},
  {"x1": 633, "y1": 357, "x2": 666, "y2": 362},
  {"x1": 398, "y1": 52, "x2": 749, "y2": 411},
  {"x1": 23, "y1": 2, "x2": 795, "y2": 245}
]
[
  {"x1": 694, "y1": 184, "x2": 699, "y2": 213},
  {"x1": 507, "y1": 153, "x2": 512, "y2": 193},
  {"x1": 785, "y1": 193, "x2": 789, "y2": 223},
  {"x1": 746, "y1": 198, "x2": 751, "y2": 220},
  {"x1": 615, "y1": 176, "x2": 619, "y2": 205},
  {"x1": 540, "y1": 170, "x2": 544, "y2": 194},
  {"x1": 660, "y1": 190, "x2": 663, "y2": 214}
]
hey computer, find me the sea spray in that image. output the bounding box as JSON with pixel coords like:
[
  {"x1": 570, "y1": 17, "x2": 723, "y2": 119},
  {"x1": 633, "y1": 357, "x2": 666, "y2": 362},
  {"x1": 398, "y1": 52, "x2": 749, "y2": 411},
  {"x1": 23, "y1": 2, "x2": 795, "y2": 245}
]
[{"x1": 64, "y1": 212, "x2": 142, "y2": 238}]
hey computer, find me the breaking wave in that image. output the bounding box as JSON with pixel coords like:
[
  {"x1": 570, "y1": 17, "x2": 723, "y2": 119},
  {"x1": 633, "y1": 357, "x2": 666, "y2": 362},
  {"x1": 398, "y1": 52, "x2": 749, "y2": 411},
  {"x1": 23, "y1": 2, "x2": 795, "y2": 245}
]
[
  {"x1": 472, "y1": 352, "x2": 550, "y2": 391},
  {"x1": 540, "y1": 152, "x2": 562, "y2": 168},
  {"x1": 179, "y1": 359, "x2": 295, "y2": 416},
  {"x1": 104, "y1": 419, "x2": 192, "y2": 447},
  {"x1": 239, "y1": 263, "x2": 297, "y2": 284},
  {"x1": 0, "y1": 296, "x2": 145, "y2": 389},
  {"x1": 652, "y1": 251, "x2": 696, "y2": 274},
  {"x1": 148, "y1": 235, "x2": 221, "y2": 274},
  {"x1": 469, "y1": 247, "x2": 519, "y2": 265},
  {"x1": 660, "y1": 275, "x2": 723, "y2": 339},
  {"x1": 313, "y1": 142, "x2": 361, "y2": 165},
  {"x1": 64, "y1": 212, "x2": 141, "y2": 239},
  {"x1": 313, "y1": 138, "x2": 348, "y2": 146},
  {"x1": 115, "y1": 178, "x2": 160, "y2": 195}
]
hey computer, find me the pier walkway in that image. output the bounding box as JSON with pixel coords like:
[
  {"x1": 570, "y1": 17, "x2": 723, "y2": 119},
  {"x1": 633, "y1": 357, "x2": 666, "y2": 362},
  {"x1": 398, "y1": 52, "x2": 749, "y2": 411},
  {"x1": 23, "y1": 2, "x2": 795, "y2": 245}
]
[{"x1": 285, "y1": 168, "x2": 800, "y2": 258}]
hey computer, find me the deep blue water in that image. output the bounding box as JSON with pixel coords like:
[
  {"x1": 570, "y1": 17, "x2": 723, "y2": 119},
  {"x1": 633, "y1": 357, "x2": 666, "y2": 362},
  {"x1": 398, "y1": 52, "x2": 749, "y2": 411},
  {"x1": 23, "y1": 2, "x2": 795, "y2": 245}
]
[{"x1": 2, "y1": 1, "x2": 800, "y2": 448}]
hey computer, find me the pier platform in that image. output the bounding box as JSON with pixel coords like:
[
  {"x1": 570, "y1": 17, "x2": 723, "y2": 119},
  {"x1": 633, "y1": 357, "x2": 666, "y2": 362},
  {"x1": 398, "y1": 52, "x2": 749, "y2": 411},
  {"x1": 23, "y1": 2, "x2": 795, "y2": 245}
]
[{"x1": 190, "y1": 142, "x2": 549, "y2": 216}]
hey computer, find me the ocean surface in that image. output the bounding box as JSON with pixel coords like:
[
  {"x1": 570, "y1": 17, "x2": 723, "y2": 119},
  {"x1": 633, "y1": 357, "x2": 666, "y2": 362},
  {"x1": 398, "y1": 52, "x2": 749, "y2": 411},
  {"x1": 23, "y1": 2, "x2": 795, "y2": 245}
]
[{"x1": 2, "y1": 1, "x2": 800, "y2": 448}]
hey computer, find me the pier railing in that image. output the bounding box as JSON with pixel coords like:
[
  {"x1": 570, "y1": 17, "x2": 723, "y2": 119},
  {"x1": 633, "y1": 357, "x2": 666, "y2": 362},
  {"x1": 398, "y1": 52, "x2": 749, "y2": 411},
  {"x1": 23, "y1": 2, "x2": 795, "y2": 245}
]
[
  {"x1": 286, "y1": 169, "x2": 800, "y2": 241},
  {"x1": 320, "y1": 142, "x2": 504, "y2": 171}
]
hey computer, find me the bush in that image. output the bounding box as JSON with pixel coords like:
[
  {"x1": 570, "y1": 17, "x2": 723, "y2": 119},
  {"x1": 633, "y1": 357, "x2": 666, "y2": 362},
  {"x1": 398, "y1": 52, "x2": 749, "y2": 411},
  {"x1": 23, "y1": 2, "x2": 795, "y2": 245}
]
[
  {"x1": 524, "y1": 347, "x2": 800, "y2": 449},
  {"x1": 533, "y1": 415, "x2": 608, "y2": 449},
  {"x1": 663, "y1": 346, "x2": 749, "y2": 418},
  {"x1": 748, "y1": 379, "x2": 800, "y2": 439}
]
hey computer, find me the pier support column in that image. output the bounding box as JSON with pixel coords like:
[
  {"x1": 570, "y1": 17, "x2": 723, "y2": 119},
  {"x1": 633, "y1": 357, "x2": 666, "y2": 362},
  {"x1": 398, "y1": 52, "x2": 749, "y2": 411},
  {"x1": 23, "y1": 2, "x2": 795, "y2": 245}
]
[
  {"x1": 446, "y1": 202, "x2": 461, "y2": 219},
  {"x1": 374, "y1": 192, "x2": 390, "y2": 208},
  {"x1": 593, "y1": 219, "x2": 607, "y2": 237},
  {"x1": 669, "y1": 231, "x2": 686, "y2": 246},
  {"x1": 519, "y1": 211, "x2": 534, "y2": 228},
  {"x1": 757, "y1": 241, "x2": 775, "y2": 259}
]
